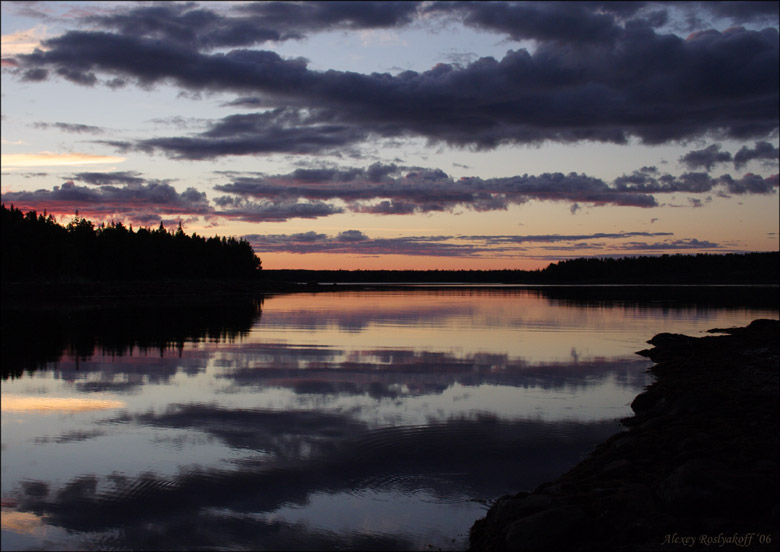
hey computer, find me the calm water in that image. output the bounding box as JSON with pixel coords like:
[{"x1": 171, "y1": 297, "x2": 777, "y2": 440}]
[{"x1": 2, "y1": 288, "x2": 777, "y2": 551}]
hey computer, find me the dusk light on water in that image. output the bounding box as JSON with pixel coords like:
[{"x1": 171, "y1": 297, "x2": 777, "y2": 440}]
[{"x1": 2, "y1": 290, "x2": 775, "y2": 550}]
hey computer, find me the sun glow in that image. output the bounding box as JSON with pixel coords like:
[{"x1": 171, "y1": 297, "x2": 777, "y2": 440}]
[
  {"x1": 0, "y1": 26, "x2": 50, "y2": 56},
  {"x1": 1, "y1": 152, "x2": 125, "y2": 168},
  {"x1": 1, "y1": 395, "x2": 125, "y2": 413}
]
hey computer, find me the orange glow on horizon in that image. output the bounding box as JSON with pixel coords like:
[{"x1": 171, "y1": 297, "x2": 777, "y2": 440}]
[
  {"x1": 257, "y1": 252, "x2": 550, "y2": 271},
  {"x1": 1, "y1": 395, "x2": 125, "y2": 413}
]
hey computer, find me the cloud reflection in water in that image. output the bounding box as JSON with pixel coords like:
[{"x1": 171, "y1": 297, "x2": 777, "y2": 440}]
[{"x1": 2, "y1": 289, "x2": 774, "y2": 550}]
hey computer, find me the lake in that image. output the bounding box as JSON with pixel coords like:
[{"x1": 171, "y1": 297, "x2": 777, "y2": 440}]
[{"x1": 1, "y1": 287, "x2": 777, "y2": 551}]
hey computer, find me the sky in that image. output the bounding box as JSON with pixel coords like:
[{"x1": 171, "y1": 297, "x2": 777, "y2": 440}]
[{"x1": 1, "y1": 1, "x2": 778, "y2": 270}]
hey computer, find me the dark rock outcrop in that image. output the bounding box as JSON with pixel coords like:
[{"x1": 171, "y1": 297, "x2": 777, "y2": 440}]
[{"x1": 470, "y1": 319, "x2": 779, "y2": 551}]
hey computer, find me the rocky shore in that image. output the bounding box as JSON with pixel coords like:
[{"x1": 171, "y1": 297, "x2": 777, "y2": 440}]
[{"x1": 469, "y1": 319, "x2": 779, "y2": 551}]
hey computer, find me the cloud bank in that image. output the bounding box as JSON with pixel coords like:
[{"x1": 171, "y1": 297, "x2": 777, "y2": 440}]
[
  {"x1": 242, "y1": 230, "x2": 722, "y2": 258},
  {"x1": 3, "y1": 180, "x2": 211, "y2": 226},
  {"x1": 212, "y1": 164, "x2": 778, "y2": 219},
  {"x1": 680, "y1": 141, "x2": 779, "y2": 171},
  {"x1": 3, "y1": 162, "x2": 777, "y2": 226},
  {"x1": 6, "y1": 3, "x2": 777, "y2": 156}
]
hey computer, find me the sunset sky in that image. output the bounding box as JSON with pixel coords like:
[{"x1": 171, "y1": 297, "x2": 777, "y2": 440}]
[{"x1": 1, "y1": 1, "x2": 778, "y2": 270}]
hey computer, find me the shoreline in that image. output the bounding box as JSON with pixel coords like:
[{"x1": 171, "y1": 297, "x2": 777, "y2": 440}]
[
  {"x1": 468, "y1": 319, "x2": 779, "y2": 551},
  {"x1": 3, "y1": 278, "x2": 777, "y2": 298}
]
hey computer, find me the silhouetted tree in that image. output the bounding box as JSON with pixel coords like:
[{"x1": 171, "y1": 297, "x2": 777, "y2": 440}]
[{"x1": 1, "y1": 205, "x2": 262, "y2": 281}]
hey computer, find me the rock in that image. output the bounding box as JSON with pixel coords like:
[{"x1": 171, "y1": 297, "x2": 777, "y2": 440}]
[
  {"x1": 492, "y1": 494, "x2": 555, "y2": 525},
  {"x1": 601, "y1": 459, "x2": 630, "y2": 475},
  {"x1": 504, "y1": 505, "x2": 589, "y2": 551},
  {"x1": 655, "y1": 458, "x2": 729, "y2": 513},
  {"x1": 609, "y1": 434, "x2": 635, "y2": 450},
  {"x1": 656, "y1": 457, "x2": 776, "y2": 518},
  {"x1": 630, "y1": 390, "x2": 664, "y2": 413},
  {"x1": 675, "y1": 432, "x2": 710, "y2": 454}
]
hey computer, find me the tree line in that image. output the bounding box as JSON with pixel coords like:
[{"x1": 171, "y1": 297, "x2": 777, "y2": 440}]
[
  {"x1": 537, "y1": 253, "x2": 778, "y2": 284},
  {"x1": 267, "y1": 252, "x2": 779, "y2": 284},
  {"x1": 1, "y1": 204, "x2": 261, "y2": 281},
  {"x1": 3, "y1": 204, "x2": 777, "y2": 284}
]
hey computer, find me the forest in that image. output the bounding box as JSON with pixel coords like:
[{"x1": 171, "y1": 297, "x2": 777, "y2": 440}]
[
  {"x1": 268, "y1": 252, "x2": 779, "y2": 285},
  {"x1": 2, "y1": 204, "x2": 777, "y2": 284},
  {"x1": 1, "y1": 204, "x2": 261, "y2": 281}
]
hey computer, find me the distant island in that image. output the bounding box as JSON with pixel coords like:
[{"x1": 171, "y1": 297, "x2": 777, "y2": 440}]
[
  {"x1": 2, "y1": 204, "x2": 778, "y2": 289},
  {"x1": 267, "y1": 250, "x2": 778, "y2": 285}
]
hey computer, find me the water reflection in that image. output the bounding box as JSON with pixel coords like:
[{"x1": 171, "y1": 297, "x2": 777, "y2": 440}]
[
  {"x1": 1, "y1": 296, "x2": 263, "y2": 379},
  {"x1": 1, "y1": 288, "x2": 776, "y2": 551},
  {"x1": 7, "y1": 416, "x2": 620, "y2": 550},
  {"x1": 1, "y1": 396, "x2": 125, "y2": 413}
]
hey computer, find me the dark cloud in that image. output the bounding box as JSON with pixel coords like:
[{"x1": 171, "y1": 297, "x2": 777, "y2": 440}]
[
  {"x1": 85, "y1": 2, "x2": 421, "y2": 50},
  {"x1": 355, "y1": 200, "x2": 423, "y2": 215},
  {"x1": 220, "y1": 96, "x2": 266, "y2": 108},
  {"x1": 215, "y1": 166, "x2": 660, "y2": 212},
  {"x1": 234, "y1": 1, "x2": 421, "y2": 35},
  {"x1": 70, "y1": 171, "x2": 147, "y2": 186},
  {"x1": 621, "y1": 238, "x2": 719, "y2": 250},
  {"x1": 242, "y1": 230, "x2": 719, "y2": 258},
  {"x1": 3, "y1": 160, "x2": 776, "y2": 228},
  {"x1": 613, "y1": 170, "x2": 778, "y2": 195},
  {"x1": 131, "y1": 109, "x2": 370, "y2": 159},
  {"x1": 213, "y1": 196, "x2": 344, "y2": 222},
  {"x1": 32, "y1": 121, "x2": 105, "y2": 134},
  {"x1": 11, "y1": 18, "x2": 778, "y2": 149},
  {"x1": 214, "y1": 163, "x2": 778, "y2": 218},
  {"x1": 679, "y1": 141, "x2": 779, "y2": 173},
  {"x1": 697, "y1": 1, "x2": 780, "y2": 24},
  {"x1": 84, "y1": 3, "x2": 281, "y2": 50},
  {"x1": 1, "y1": 180, "x2": 212, "y2": 224},
  {"x1": 244, "y1": 232, "x2": 470, "y2": 257},
  {"x1": 104, "y1": 76, "x2": 127, "y2": 89},
  {"x1": 54, "y1": 65, "x2": 97, "y2": 85},
  {"x1": 425, "y1": 1, "x2": 624, "y2": 44},
  {"x1": 465, "y1": 232, "x2": 674, "y2": 244},
  {"x1": 21, "y1": 1, "x2": 778, "y2": 58},
  {"x1": 718, "y1": 172, "x2": 779, "y2": 194},
  {"x1": 679, "y1": 144, "x2": 732, "y2": 170},
  {"x1": 733, "y1": 140, "x2": 780, "y2": 170},
  {"x1": 337, "y1": 229, "x2": 369, "y2": 242}
]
